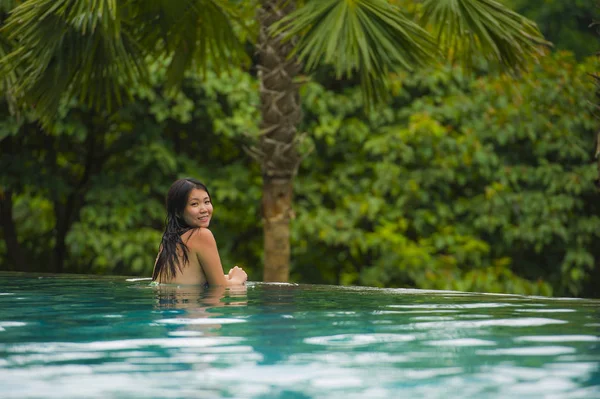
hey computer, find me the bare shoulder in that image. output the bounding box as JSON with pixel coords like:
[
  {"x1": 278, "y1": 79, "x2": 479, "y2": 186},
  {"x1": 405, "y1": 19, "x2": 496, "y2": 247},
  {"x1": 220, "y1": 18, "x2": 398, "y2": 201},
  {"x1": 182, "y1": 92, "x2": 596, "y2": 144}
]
[{"x1": 185, "y1": 228, "x2": 216, "y2": 248}]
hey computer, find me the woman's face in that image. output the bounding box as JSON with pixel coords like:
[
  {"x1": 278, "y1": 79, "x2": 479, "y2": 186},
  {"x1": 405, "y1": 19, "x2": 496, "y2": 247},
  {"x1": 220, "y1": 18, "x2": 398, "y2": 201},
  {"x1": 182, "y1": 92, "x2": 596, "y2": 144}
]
[{"x1": 182, "y1": 188, "x2": 213, "y2": 228}]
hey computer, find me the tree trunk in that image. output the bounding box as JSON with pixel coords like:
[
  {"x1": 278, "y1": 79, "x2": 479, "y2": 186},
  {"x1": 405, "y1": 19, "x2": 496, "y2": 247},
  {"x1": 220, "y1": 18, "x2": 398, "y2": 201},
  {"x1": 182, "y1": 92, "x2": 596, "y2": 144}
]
[
  {"x1": 257, "y1": 0, "x2": 302, "y2": 282},
  {"x1": 262, "y1": 177, "x2": 294, "y2": 281},
  {"x1": 0, "y1": 190, "x2": 28, "y2": 271}
]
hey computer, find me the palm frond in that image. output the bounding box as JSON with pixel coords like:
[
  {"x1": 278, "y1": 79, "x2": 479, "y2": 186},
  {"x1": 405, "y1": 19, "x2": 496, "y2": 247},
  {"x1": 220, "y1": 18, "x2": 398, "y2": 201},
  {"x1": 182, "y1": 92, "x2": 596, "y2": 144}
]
[
  {"x1": 1, "y1": 0, "x2": 249, "y2": 120},
  {"x1": 2, "y1": 0, "x2": 146, "y2": 118},
  {"x1": 273, "y1": 0, "x2": 439, "y2": 106},
  {"x1": 0, "y1": 0, "x2": 18, "y2": 13},
  {"x1": 0, "y1": 0, "x2": 18, "y2": 111},
  {"x1": 0, "y1": 29, "x2": 17, "y2": 113},
  {"x1": 133, "y1": 0, "x2": 250, "y2": 91},
  {"x1": 421, "y1": 0, "x2": 549, "y2": 71}
]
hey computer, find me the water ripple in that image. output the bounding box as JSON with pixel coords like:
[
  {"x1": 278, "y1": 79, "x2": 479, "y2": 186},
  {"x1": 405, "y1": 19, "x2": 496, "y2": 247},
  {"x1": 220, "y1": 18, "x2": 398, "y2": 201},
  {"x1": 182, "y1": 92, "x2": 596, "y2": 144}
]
[
  {"x1": 408, "y1": 317, "x2": 567, "y2": 329},
  {"x1": 3, "y1": 337, "x2": 245, "y2": 353},
  {"x1": 0, "y1": 321, "x2": 27, "y2": 327},
  {"x1": 426, "y1": 339, "x2": 496, "y2": 347},
  {"x1": 388, "y1": 303, "x2": 515, "y2": 309},
  {"x1": 305, "y1": 333, "x2": 416, "y2": 346},
  {"x1": 477, "y1": 346, "x2": 576, "y2": 356},
  {"x1": 514, "y1": 335, "x2": 600, "y2": 343},
  {"x1": 1, "y1": 274, "x2": 599, "y2": 399},
  {"x1": 154, "y1": 318, "x2": 245, "y2": 325}
]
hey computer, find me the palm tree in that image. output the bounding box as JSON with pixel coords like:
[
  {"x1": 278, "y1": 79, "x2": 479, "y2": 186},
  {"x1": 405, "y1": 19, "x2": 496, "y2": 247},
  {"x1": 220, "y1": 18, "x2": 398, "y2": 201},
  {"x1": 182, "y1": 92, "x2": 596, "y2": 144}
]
[{"x1": 1, "y1": 0, "x2": 546, "y2": 280}]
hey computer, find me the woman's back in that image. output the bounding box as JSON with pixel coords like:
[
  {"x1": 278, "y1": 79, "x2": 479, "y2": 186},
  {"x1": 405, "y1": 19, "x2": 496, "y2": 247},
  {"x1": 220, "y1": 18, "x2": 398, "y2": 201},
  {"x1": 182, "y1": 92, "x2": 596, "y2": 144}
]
[{"x1": 154, "y1": 229, "x2": 207, "y2": 286}]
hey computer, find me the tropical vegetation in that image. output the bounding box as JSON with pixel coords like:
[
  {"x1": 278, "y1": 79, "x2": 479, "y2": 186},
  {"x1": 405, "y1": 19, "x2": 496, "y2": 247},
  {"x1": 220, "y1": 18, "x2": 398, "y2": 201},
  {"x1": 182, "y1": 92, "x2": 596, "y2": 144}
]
[
  {"x1": 0, "y1": 0, "x2": 547, "y2": 282},
  {"x1": 0, "y1": 1, "x2": 598, "y2": 298}
]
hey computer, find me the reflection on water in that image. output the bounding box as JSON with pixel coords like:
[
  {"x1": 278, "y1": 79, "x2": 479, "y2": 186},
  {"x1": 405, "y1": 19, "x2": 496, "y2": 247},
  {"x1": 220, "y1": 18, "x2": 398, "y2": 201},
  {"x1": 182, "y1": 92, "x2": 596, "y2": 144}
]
[
  {"x1": 153, "y1": 284, "x2": 248, "y2": 335},
  {"x1": 0, "y1": 273, "x2": 598, "y2": 399},
  {"x1": 154, "y1": 283, "x2": 248, "y2": 310}
]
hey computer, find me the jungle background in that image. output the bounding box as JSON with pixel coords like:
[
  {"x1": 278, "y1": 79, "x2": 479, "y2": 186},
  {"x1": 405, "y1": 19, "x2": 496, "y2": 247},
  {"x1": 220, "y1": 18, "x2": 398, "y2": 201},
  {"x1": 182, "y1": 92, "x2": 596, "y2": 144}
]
[{"x1": 1, "y1": 0, "x2": 599, "y2": 298}]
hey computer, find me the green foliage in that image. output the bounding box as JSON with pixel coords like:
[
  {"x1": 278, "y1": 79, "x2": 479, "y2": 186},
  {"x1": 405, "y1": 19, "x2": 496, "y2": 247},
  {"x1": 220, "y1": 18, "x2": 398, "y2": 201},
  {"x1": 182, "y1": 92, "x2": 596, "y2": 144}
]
[
  {"x1": 0, "y1": 59, "x2": 263, "y2": 277},
  {"x1": 421, "y1": 0, "x2": 548, "y2": 70},
  {"x1": 502, "y1": 0, "x2": 599, "y2": 59},
  {"x1": 0, "y1": 0, "x2": 597, "y2": 298},
  {"x1": 2, "y1": 51, "x2": 598, "y2": 297},
  {"x1": 2, "y1": 0, "x2": 146, "y2": 119},
  {"x1": 275, "y1": 0, "x2": 438, "y2": 104},
  {"x1": 2, "y1": 0, "x2": 547, "y2": 120},
  {"x1": 0, "y1": 0, "x2": 600, "y2": 296},
  {"x1": 69, "y1": 64, "x2": 264, "y2": 277},
  {"x1": 292, "y1": 52, "x2": 599, "y2": 297},
  {"x1": 1, "y1": 0, "x2": 249, "y2": 119}
]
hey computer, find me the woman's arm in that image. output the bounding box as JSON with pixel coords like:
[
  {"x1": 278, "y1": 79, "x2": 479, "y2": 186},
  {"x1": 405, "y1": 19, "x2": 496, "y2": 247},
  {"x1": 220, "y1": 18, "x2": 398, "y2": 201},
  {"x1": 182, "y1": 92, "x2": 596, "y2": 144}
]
[{"x1": 191, "y1": 228, "x2": 247, "y2": 286}]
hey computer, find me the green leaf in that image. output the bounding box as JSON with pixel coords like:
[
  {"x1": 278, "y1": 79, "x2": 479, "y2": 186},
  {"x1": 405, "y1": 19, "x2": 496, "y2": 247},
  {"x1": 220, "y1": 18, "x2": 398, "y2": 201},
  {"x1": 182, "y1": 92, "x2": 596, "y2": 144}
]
[
  {"x1": 273, "y1": 0, "x2": 439, "y2": 107},
  {"x1": 420, "y1": 0, "x2": 550, "y2": 70}
]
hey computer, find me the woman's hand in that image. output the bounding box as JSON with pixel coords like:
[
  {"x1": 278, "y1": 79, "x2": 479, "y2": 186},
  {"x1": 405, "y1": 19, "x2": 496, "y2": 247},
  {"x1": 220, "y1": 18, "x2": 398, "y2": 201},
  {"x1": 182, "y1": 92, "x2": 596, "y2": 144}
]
[{"x1": 227, "y1": 266, "x2": 248, "y2": 285}]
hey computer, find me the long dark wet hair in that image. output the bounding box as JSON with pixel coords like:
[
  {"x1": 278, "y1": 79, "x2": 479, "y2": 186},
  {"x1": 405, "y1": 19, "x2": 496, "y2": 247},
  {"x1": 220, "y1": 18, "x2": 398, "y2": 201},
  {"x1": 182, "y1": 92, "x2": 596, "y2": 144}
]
[{"x1": 152, "y1": 178, "x2": 210, "y2": 281}]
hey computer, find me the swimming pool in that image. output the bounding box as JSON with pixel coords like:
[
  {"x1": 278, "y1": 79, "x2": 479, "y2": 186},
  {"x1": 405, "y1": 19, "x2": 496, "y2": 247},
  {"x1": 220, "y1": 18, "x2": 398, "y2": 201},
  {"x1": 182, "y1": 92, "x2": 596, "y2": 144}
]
[{"x1": 0, "y1": 272, "x2": 598, "y2": 398}]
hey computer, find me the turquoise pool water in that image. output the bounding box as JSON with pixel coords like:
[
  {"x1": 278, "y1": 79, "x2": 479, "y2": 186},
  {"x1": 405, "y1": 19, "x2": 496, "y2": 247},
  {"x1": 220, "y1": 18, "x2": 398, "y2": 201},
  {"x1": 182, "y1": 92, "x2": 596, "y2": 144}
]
[{"x1": 0, "y1": 272, "x2": 598, "y2": 398}]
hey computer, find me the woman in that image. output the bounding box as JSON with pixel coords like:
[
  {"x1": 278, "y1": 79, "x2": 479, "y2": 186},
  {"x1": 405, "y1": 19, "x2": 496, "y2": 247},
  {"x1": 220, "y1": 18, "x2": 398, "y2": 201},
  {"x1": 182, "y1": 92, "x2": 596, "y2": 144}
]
[{"x1": 152, "y1": 178, "x2": 248, "y2": 286}]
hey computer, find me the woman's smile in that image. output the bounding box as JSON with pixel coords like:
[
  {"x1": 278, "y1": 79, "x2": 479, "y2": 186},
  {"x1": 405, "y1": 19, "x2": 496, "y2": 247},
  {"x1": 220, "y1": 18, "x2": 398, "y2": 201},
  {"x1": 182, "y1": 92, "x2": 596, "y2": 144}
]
[{"x1": 183, "y1": 188, "x2": 213, "y2": 228}]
